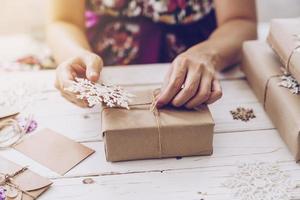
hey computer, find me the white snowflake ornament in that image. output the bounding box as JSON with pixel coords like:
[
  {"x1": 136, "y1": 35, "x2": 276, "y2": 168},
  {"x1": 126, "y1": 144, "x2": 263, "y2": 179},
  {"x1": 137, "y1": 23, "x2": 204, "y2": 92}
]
[{"x1": 65, "y1": 78, "x2": 133, "y2": 109}]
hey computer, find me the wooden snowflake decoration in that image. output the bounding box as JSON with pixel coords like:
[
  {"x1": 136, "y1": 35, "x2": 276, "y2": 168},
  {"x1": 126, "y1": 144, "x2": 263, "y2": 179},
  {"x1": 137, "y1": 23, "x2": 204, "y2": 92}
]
[{"x1": 65, "y1": 78, "x2": 133, "y2": 109}]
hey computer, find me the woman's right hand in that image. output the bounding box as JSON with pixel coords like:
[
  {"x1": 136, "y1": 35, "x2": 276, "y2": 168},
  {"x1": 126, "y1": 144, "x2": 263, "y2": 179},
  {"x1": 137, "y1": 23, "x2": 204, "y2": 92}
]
[{"x1": 55, "y1": 51, "x2": 103, "y2": 107}]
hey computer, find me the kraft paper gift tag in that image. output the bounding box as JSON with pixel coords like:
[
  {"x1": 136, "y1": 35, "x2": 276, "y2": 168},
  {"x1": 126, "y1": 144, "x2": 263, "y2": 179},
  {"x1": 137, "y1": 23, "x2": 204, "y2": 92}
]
[
  {"x1": 14, "y1": 128, "x2": 95, "y2": 175},
  {"x1": 0, "y1": 156, "x2": 52, "y2": 200}
]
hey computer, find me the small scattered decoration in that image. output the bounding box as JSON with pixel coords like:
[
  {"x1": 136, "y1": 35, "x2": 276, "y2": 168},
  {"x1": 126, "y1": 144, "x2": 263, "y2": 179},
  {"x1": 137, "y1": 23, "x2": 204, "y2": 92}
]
[
  {"x1": 65, "y1": 78, "x2": 133, "y2": 109},
  {"x1": 223, "y1": 162, "x2": 299, "y2": 200},
  {"x1": 82, "y1": 178, "x2": 95, "y2": 184},
  {"x1": 278, "y1": 74, "x2": 300, "y2": 94},
  {"x1": 230, "y1": 107, "x2": 256, "y2": 122}
]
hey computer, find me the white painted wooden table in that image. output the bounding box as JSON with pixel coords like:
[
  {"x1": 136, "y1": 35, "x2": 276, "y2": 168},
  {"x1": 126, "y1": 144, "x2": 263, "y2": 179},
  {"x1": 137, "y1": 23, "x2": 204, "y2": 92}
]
[{"x1": 0, "y1": 64, "x2": 299, "y2": 200}]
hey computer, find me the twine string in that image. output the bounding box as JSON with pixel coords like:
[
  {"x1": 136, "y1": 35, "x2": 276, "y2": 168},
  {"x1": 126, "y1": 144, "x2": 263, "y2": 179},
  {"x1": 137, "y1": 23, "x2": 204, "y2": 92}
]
[
  {"x1": 263, "y1": 75, "x2": 282, "y2": 108},
  {"x1": 0, "y1": 119, "x2": 25, "y2": 149},
  {"x1": 149, "y1": 92, "x2": 163, "y2": 158},
  {"x1": 105, "y1": 89, "x2": 164, "y2": 157},
  {"x1": 285, "y1": 45, "x2": 300, "y2": 74}
]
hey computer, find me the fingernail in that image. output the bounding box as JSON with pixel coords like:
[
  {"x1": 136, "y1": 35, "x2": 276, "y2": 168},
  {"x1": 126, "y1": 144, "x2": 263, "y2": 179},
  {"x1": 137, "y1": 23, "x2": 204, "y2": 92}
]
[
  {"x1": 156, "y1": 101, "x2": 163, "y2": 108},
  {"x1": 89, "y1": 72, "x2": 98, "y2": 77},
  {"x1": 88, "y1": 72, "x2": 99, "y2": 81}
]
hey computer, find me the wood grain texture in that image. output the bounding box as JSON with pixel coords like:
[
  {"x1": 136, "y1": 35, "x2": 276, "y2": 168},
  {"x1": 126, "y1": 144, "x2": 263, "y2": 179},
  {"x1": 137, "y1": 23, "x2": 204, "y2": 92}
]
[{"x1": 1, "y1": 66, "x2": 298, "y2": 200}]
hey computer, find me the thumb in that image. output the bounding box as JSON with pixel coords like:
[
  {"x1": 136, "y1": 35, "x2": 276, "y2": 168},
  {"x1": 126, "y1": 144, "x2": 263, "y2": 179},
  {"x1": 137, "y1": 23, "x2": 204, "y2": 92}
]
[{"x1": 85, "y1": 54, "x2": 103, "y2": 82}]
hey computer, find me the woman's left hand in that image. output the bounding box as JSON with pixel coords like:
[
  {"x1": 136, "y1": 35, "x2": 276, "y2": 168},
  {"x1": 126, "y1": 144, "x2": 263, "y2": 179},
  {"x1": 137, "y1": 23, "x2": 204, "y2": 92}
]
[{"x1": 156, "y1": 50, "x2": 222, "y2": 109}]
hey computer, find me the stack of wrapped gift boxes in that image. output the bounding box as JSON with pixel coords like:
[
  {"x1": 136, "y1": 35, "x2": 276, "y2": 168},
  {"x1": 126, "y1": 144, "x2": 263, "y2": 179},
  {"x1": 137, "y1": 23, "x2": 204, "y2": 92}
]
[{"x1": 242, "y1": 18, "x2": 300, "y2": 162}]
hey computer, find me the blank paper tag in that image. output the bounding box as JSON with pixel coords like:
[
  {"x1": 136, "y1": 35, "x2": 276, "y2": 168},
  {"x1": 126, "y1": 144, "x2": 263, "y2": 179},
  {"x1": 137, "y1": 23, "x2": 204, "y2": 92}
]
[{"x1": 14, "y1": 129, "x2": 95, "y2": 175}]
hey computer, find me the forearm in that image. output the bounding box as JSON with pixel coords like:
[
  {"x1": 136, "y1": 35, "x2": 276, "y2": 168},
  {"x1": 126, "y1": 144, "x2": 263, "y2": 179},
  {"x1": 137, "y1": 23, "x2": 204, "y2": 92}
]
[
  {"x1": 187, "y1": 19, "x2": 257, "y2": 71},
  {"x1": 46, "y1": 21, "x2": 92, "y2": 64}
]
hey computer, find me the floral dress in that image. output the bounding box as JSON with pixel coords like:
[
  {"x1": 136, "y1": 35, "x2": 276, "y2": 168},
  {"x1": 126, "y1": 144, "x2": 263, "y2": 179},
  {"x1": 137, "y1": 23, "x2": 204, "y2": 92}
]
[{"x1": 86, "y1": 0, "x2": 216, "y2": 65}]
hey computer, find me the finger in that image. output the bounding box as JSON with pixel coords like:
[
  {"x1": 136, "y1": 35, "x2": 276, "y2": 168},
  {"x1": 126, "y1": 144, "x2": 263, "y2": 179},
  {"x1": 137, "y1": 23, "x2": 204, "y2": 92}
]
[
  {"x1": 71, "y1": 63, "x2": 86, "y2": 78},
  {"x1": 156, "y1": 58, "x2": 188, "y2": 107},
  {"x1": 185, "y1": 72, "x2": 213, "y2": 109},
  {"x1": 84, "y1": 55, "x2": 103, "y2": 82},
  {"x1": 206, "y1": 78, "x2": 222, "y2": 104},
  {"x1": 56, "y1": 63, "x2": 76, "y2": 90},
  {"x1": 171, "y1": 68, "x2": 201, "y2": 107},
  {"x1": 161, "y1": 63, "x2": 173, "y2": 91}
]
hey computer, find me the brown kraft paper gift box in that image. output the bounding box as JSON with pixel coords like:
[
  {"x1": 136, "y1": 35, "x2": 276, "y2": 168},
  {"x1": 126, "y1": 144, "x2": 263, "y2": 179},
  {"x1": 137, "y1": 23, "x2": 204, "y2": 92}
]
[
  {"x1": 101, "y1": 88, "x2": 215, "y2": 162},
  {"x1": 267, "y1": 17, "x2": 300, "y2": 83},
  {"x1": 242, "y1": 41, "x2": 300, "y2": 162}
]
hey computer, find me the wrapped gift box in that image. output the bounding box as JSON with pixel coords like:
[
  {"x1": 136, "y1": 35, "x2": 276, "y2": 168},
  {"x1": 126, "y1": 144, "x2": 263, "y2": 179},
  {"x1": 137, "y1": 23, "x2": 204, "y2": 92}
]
[
  {"x1": 101, "y1": 88, "x2": 215, "y2": 162},
  {"x1": 267, "y1": 17, "x2": 300, "y2": 83},
  {"x1": 242, "y1": 41, "x2": 300, "y2": 161}
]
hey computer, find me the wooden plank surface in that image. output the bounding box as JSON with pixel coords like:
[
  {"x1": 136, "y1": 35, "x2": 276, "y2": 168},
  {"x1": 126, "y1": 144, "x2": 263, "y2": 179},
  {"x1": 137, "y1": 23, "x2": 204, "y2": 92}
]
[
  {"x1": 0, "y1": 65, "x2": 299, "y2": 200},
  {"x1": 0, "y1": 129, "x2": 294, "y2": 179},
  {"x1": 39, "y1": 161, "x2": 300, "y2": 200}
]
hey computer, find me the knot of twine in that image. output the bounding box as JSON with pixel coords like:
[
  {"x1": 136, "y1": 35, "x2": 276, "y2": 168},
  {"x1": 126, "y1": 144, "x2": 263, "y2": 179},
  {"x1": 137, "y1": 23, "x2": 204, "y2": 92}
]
[{"x1": 149, "y1": 94, "x2": 163, "y2": 158}]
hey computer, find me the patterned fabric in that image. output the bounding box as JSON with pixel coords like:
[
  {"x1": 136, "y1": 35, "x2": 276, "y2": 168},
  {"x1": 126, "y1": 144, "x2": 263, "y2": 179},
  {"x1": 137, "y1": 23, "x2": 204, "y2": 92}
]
[{"x1": 86, "y1": 0, "x2": 216, "y2": 65}]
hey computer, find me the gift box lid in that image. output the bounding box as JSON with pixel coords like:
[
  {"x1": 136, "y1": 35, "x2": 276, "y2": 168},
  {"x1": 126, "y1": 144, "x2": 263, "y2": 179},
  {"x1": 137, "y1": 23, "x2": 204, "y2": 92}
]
[{"x1": 101, "y1": 89, "x2": 214, "y2": 132}]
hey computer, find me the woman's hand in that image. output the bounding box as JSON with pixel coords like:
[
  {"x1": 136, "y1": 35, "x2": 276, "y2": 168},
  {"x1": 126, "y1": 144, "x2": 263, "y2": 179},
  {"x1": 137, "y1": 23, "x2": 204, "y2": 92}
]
[
  {"x1": 55, "y1": 51, "x2": 103, "y2": 107},
  {"x1": 156, "y1": 50, "x2": 222, "y2": 109}
]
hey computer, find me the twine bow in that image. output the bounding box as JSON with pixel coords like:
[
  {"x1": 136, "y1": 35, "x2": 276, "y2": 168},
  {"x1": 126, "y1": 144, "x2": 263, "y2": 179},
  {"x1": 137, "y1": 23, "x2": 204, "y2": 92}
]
[
  {"x1": 0, "y1": 119, "x2": 24, "y2": 149},
  {"x1": 284, "y1": 34, "x2": 300, "y2": 75},
  {"x1": 0, "y1": 167, "x2": 36, "y2": 199}
]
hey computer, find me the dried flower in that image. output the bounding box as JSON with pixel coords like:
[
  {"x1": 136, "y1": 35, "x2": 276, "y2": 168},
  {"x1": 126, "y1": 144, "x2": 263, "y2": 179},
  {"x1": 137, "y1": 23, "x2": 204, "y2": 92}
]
[
  {"x1": 0, "y1": 187, "x2": 5, "y2": 200},
  {"x1": 223, "y1": 162, "x2": 297, "y2": 200},
  {"x1": 278, "y1": 74, "x2": 300, "y2": 94},
  {"x1": 65, "y1": 78, "x2": 133, "y2": 109},
  {"x1": 230, "y1": 107, "x2": 256, "y2": 122},
  {"x1": 17, "y1": 117, "x2": 37, "y2": 134}
]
